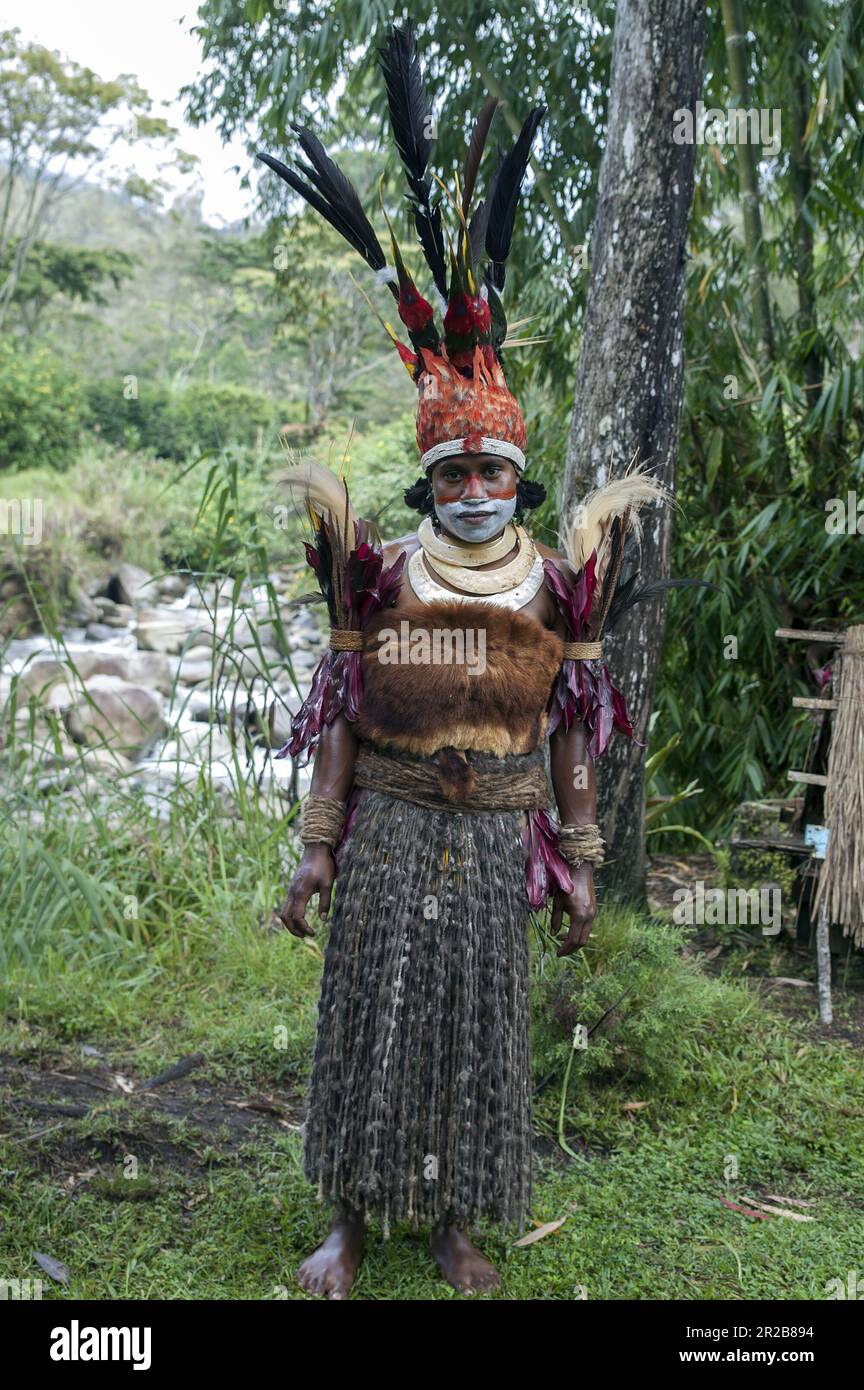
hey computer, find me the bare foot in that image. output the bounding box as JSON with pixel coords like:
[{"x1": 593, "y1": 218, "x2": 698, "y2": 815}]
[
  {"x1": 297, "y1": 1214, "x2": 366, "y2": 1300},
  {"x1": 430, "y1": 1225, "x2": 501, "y2": 1295}
]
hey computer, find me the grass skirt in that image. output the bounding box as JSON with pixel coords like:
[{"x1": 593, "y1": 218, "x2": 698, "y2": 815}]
[{"x1": 302, "y1": 754, "x2": 535, "y2": 1236}]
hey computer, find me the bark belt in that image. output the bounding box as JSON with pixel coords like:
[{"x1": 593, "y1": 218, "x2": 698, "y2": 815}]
[{"x1": 353, "y1": 743, "x2": 551, "y2": 814}]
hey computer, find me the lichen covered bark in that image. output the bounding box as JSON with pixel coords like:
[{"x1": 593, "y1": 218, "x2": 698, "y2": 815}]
[{"x1": 564, "y1": 0, "x2": 707, "y2": 901}]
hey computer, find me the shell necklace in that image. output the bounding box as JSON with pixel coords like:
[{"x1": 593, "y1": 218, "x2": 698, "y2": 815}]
[
  {"x1": 418, "y1": 515, "x2": 518, "y2": 567},
  {"x1": 408, "y1": 545, "x2": 546, "y2": 611},
  {"x1": 419, "y1": 521, "x2": 537, "y2": 595}
]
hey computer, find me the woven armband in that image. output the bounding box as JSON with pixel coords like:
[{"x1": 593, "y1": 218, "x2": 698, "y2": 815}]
[
  {"x1": 562, "y1": 641, "x2": 602, "y2": 660},
  {"x1": 558, "y1": 822, "x2": 605, "y2": 868},
  {"x1": 329, "y1": 628, "x2": 364, "y2": 652},
  {"x1": 299, "y1": 794, "x2": 346, "y2": 847}
]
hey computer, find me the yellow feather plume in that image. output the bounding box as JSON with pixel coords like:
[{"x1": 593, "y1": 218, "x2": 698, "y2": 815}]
[
  {"x1": 280, "y1": 459, "x2": 358, "y2": 540},
  {"x1": 560, "y1": 467, "x2": 671, "y2": 571}
]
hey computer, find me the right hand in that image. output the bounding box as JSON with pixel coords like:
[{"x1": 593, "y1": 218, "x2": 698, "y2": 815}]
[{"x1": 277, "y1": 844, "x2": 336, "y2": 938}]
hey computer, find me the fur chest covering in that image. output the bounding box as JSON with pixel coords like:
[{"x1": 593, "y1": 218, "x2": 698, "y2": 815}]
[{"x1": 354, "y1": 599, "x2": 564, "y2": 759}]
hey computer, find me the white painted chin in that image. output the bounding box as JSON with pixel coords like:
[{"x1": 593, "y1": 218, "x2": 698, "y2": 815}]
[{"x1": 434, "y1": 495, "x2": 518, "y2": 543}]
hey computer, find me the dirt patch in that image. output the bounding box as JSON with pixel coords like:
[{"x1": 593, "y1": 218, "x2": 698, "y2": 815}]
[
  {"x1": 751, "y1": 975, "x2": 864, "y2": 1050},
  {"x1": 648, "y1": 852, "x2": 864, "y2": 1052},
  {"x1": 646, "y1": 853, "x2": 719, "y2": 915},
  {"x1": 0, "y1": 1044, "x2": 305, "y2": 1183}
]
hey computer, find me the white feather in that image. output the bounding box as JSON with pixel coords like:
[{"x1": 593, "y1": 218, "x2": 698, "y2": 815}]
[
  {"x1": 374, "y1": 266, "x2": 398, "y2": 287},
  {"x1": 281, "y1": 459, "x2": 357, "y2": 536},
  {"x1": 560, "y1": 469, "x2": 671, "y2": 570}
]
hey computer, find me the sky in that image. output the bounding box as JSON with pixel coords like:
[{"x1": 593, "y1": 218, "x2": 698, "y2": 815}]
[{"x1": 5, "y1": 0, "x2": 257, "y2": 224}]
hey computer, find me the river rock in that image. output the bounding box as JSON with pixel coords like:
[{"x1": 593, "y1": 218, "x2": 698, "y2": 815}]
[
  {"x1": 175, "y1": 726, "x2": 234, "y2": 761},
  {"x1": 135, "y1": 607, "x2": 207, "y2": 654},
  {"x1": 178, "y1": 655, "x2": 214, "y2": 685},
  {"x1": 181, "y1": 644, "x2": 213, "y2": 664},
  {"x1": 19, "y1": 651, "x2": 172, "y2": 700},
  {"x1": 183, "y1": 689, "x2": 218, "y2": 722},
  {"x1": 158, "y1": 574, "x2": 188, "y2": 598},
  {"x1": 126, "y1": 651, "x2": 173, "y2": 695},
  {"x1": 109, "y1": 562, "x2": 156, "y2": 608},
  {"x1": 64, "y1": 675, "x2": 166, "y2": 755},
  {"x1": 195, "y1": 578, "x2": 247, "y2": 608},
  {"x1": 80, "y1": 747, "x2": 135, "y2": 777},
  {"x1": 38, "y1": 680, "x2": 79, "y2": 712},
  {"x1": 237, "y1": 646, "x2": 283, "y2": 677},
  {"x1": 85, "y1": 621, "x2": 118, "y2": 642},
  {"x1": 19, "y1": 658, "x2": 81, "y2": 698},
  {"x1": 94, "y1": 597, "x2": 134, "y2": 627},
  {"x1": 67, "y1": 590, "x2": 102, "y2": 625}
]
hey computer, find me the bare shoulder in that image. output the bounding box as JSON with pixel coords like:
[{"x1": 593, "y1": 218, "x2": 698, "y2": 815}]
[
  {"x1": 534, "y1": 540, "x2": 578, "y2": 582},
  {"x1": 381, "y1": 532, "x2": 420, "y2": 566}
]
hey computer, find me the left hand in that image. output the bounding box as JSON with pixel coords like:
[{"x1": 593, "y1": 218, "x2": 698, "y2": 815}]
[{"x1": 550, "y1": 865, "x2": 597, "y2": 956}]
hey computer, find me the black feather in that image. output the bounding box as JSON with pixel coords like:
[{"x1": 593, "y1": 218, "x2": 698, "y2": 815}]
[
  {"x1": 469, "y1": 146, "x2": 503, "y2": 267},
  {"x1": 485, "y1": 105, "x2": 546, "y2": 291},
  {"x1": 591, "y1": 514, "x2": 624, "y2": 636},
  {"x1": 256, "y1": 139, "x2": 391, "y2": 288},
  {"x1": 377, "y1": 20, "x2": 448, "y2": 298},
  {"x1": 311, "y1": 524, "x2": 338, "y2": 626},
  {"x1": 462, "y1": 96, "x2": 499, "y2": 215},
  {"x1": 605, "y1": 578, "x2": 715, "y2": 633}
]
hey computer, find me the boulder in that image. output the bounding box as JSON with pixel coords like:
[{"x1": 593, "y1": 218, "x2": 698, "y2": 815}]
[
  {"x1": 158, "y1": 574, "x2": 188, "y2": 599},
  {"x1": 109, "y1": 562, "x2": 156, "y2": 608},
  {"x1": 64, "y1": 675, "x2": 166, "y2": 755},
  {"x1": 94, "y1": 597, "x2": 135, "y2": 628},
  {"x1": 19, "y1": 650, "x2": 172, "y2": 700},
  {"x1": 135, "y1": 607, "x2": 207, "y2": 654}
]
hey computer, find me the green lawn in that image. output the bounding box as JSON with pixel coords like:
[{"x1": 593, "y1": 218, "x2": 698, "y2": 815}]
[{"x1": 1, "y1": 784, "x2": 861, "y2": 1300}]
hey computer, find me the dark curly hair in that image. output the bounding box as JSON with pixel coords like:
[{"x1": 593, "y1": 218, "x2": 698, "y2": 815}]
[{"x1": 403, "y1": 474, "x2": 546, "y2": 522}]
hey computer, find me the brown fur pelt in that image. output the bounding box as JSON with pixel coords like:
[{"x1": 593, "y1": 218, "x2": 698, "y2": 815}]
[{"x1": 355, "y1": 599, "x2": 564, "y2": 759}]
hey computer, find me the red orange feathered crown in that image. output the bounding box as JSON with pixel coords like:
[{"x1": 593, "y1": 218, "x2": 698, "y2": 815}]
[{"x1": 257, "y1": 19, "x2": 545, "y2": 474}]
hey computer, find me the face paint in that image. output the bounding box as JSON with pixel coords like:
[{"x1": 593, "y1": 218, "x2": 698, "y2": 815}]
[{"x1": 434, "y1": 492, "x2": 518, "y2": 543}]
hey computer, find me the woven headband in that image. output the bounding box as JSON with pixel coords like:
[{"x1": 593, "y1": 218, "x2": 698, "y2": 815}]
[{"x1": 421, "y1": 437, "x2": 526, "y2": 473}]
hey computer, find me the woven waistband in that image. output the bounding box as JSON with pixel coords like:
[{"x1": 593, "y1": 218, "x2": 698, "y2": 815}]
[{"x1": 353, "y1": 742, "x2": 550, "y2": 814}]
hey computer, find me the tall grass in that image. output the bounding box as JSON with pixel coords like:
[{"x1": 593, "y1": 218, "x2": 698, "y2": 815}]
[{"x1": 0, "y1": 448, "x2": 315, "y2": 1036}]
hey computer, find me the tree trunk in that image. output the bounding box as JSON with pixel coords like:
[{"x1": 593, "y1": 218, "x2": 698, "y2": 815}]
[{"x1": 563, "y1": 0, "x2": 707, "y2": 903}]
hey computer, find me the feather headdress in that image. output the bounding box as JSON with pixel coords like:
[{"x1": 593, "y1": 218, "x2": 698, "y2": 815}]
[{"x1": 258, "y1": 18, "x2": 545, "y2": 474}]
